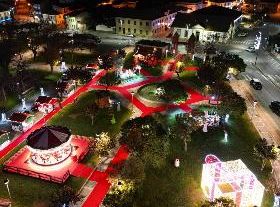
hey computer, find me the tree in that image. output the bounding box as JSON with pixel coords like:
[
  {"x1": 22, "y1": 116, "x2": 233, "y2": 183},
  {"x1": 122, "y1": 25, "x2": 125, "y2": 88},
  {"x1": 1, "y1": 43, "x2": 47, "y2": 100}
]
[
  {"x1": 103, "y1": 179, "x2": 135, "y2": 207},
  {"x1": 198, "y1": 63, "x2": 228, "y2": 85},
  {"x1": 65, "y1": 67, "x2": 92, "y2": 84},
  {"x1": 173, "y1": 113, "x2": 200, "y2": 152},
  {"x1": 119, "y1": 117, "x2": 169, "y2": 168},
  {"x1": 121, "y1": 155, "x2": 145, "y2": 184},
  {"x1": 201, "y1": 197, "x2": 236, "y2": 207},
  {"x1": 51, "y1": 185, "x2": 81, "y2": 207},
  {"x1": 85, "y1": 102, "x2": 99, "y2": 125},
  {"x1": 218, "y1": 91, "x2": 246, "y2": 117},
  {"x1": 0, "y1": 39, "x2": 24, "y2": 101},
  {"x1": 254, "y1": 138, "x2": 277, "y2": 171},
  {"x1": 123, "y1": 52, "x2": 134, "y2": 69},
  {"x1": 99, "y1": 71, "x2": 121, "y2": 90},
  {"x1": 186, "y1": 33, "x2": 196, "y2": 55},
  {"x1": 95, "y1": 132, "x2": 116, "y2": 156},
  {"x1": 45, "y1": 40, "x2": 59, "y2": 73},
  {"x1": 211, "y1": 52, "x2": 246, "y2": 73}
]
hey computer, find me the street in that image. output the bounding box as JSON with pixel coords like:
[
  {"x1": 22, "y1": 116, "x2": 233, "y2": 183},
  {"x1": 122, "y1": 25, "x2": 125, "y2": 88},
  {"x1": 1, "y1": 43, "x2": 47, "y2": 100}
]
[{"x1": 217, "y1": 25, "x2": 280, "y2": 137}]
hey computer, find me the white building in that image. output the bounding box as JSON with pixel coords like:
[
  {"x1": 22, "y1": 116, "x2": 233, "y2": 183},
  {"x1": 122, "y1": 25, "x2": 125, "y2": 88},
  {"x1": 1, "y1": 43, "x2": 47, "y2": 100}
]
[
  {"x1": 0, "y1": 5, "x2": 12, "y2": 24},
  {"x1": 171, "y1": 6, "x2": 242, "y2": 43},
  {"x1": 115, "y1": 8, "x2": 178, "y2": 38},
  {"x1": 65, "y1": 10, "x2": 89, "y2": 32}
]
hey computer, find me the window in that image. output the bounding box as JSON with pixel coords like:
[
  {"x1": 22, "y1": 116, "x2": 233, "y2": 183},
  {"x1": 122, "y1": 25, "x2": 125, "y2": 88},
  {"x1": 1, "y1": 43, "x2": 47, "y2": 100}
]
[
  {"x1": 146, "y1": 31, "x2": 148, "y2": 35},
  {"x1": 134, "y1": 21, "x2": 136, "y2": 25},
  {"x1": 134, "y1": 29, "x2": 136, "y2": 33},
  {"x1": 128, "y1": 20, "x2": 130, "y2": 24},
  {"x1": 146, "y1": 22, "x2": 149, "y2": 26},
  {"x1": 119, "y1": 27, "x2": 121, "y2": 31},
  {"x1": 184, "y1": 30, "x2": 188, "y2": 37},
  {"x1": 177, "y1": 29, "x2": 181, "y2": 35},
  {"x1": 140, "y1": 30, "x2": 142, "y2": 34},
  {"x1": 128, "y1": 28, "x2": 131, "y2": 33},
  {"x1": 140, "y1": 21, "x2": 142, "y2": 26}
]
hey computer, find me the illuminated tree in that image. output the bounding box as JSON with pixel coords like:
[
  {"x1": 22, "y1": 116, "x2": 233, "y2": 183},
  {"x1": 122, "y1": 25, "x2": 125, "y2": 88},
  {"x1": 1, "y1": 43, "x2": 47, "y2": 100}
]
[
  {"x1": 95, "y1": 132, "x2": 116, "y2": 156},
  {"x1": 201, "y1": 197, "x2": 236, "y2": 207},
  {"x1": 99, "y1": 71, "x2": 121, "y2": 90}
]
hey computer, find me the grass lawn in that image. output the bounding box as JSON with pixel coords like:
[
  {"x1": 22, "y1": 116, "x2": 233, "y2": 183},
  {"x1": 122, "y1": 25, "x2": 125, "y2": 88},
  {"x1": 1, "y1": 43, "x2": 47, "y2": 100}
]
[
  {"x1": 0, "y1": 93, "x2": 18, "y2": 111},
  {"x1": 142, "y1": 65, "x2": 163, "y2": 76},
  {"x1": 138, "y1": 80, "x2": 188, "y2": 103},
  {"x1": 179, "y1": 71, "x2": 205, "y2": 91},
  {"x1": 48, "y1": 90, "x2": 131, "y2": 137},
  {"x1": 132, "y1": 114, "x2": 273, "y2": 207}
]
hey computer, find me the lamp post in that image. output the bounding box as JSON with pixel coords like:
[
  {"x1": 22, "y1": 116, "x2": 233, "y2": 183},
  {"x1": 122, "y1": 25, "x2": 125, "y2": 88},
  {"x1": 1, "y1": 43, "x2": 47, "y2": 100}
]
[
  {"x1": 4, "y1": 178, "x2": 11, "y2": 199},
  {"x1": 131, "y1": 91, "x2": 135, "y2": 112},
  {"x1": 69, "y1": 39, "x2": 74, "y2": 67}
]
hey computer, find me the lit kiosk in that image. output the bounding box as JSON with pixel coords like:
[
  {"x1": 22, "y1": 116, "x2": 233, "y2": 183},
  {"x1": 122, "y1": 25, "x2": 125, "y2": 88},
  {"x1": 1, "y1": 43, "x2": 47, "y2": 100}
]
[
  {"x1": 9, "y1": 112, "x2": 34, "y2": 132},
  {"x1": 201, "y1": 154, "x2": 265, "y2": 207},
  {"x1": 27, "y1": 126, "x2": 72, "y2": 166}
]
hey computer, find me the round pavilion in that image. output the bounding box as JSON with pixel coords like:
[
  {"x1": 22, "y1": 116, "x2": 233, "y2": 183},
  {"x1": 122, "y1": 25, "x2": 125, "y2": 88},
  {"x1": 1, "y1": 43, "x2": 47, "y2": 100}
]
[{"x1": 27, "y1": 126, "x2": 72, "y2": 166}]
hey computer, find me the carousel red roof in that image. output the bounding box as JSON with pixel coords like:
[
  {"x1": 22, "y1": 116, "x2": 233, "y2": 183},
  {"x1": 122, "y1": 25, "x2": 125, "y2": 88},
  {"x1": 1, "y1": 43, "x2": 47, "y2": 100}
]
[
  {"x1": 27, "y1": 126, "x2": 71, "y2": 150},
  {"x1": 9, "y1": 112, "x2": 30, "y2": 122}
]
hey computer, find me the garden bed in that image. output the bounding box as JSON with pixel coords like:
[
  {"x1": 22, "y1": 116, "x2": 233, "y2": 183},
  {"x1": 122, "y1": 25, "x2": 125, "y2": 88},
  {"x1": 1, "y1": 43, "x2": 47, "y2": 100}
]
[{"x1": 137, "y1": 79, "x2": 188, "y2": 104}]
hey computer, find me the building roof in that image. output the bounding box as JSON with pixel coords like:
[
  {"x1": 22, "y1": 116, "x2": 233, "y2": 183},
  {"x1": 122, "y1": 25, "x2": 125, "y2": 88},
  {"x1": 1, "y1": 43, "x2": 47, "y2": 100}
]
[
  {"x1": 27, "y1": 126, "x2": 71, "y2": 150},
  {"x1": 136, "y1": 39, "x2": 170, "y2": 47},
  {"x1": 176, "y1": 0, "x2": 203, "y2": 3},
  {"x1": 0, "y1": 4, "x2": 10, "y2": 12},
  {"x1": 35, "y1": 96, "x2": 53, "y2": 104},
  {"x1": 9, "y1": 112, "x2": 31, "y2": 123},
  {"x1": 116, "y1": 8, "x2": 177, "y2": 20},
  {"x1": 171, "y1": 6, "x2": 242, "y2": 32},
  {"x1": 209, "y1": 0, "x2": 234, "y2": 3}
]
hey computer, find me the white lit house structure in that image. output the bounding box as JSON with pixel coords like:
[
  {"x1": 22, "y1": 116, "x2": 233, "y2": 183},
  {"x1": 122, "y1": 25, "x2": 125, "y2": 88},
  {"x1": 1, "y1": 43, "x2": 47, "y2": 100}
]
[
  {"x1": 115, "y1": 8, "x2": 178, "y2": 38},
  {"x1": 201, "y1": 154, "x2": 265, "y2": 207},
  {"x1": 171, "y1": 6, "x2": 242, "y2": 43}
]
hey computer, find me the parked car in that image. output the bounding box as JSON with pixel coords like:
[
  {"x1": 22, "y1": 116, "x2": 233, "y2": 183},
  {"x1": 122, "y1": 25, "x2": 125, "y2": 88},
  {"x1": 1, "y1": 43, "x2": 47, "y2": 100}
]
[
  {"x1": 270, "y1": 101, "x2": 280, "y2": 116},
  {"x1": 238, "y1": 32, "x2": 248, "y2": 37},
  {"x1": 246, "y1": 46, "x2": 255, "y2": 53},
  {"x1": 250, "y1": 79, "x2": 262, "y2": 90}
]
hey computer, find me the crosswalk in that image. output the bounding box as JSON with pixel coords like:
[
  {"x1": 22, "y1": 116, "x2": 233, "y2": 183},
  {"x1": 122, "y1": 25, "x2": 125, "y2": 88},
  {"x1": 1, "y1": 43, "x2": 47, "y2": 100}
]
[
  {"x1": 230, "y1": 40, "x2": 254, "y2": 45},
  {"x1": 242, "y1": 74, "x2": 280, "y2": 88}
]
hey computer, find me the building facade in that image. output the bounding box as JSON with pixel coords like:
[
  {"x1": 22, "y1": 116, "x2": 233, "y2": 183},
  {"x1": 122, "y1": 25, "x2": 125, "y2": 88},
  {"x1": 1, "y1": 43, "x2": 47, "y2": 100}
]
[
  {"x1": 115, "y1": 9, "x2": 177, "y2": 38},
  {"x1": 0, "y1": 6, "x2": 12, "y2": 24},
  {"x1": 171, "y1": 6, "x2": 242, "y2": 43},
  {"x1": 65, "y1": 11, "x2": 89, "y2": 32}
]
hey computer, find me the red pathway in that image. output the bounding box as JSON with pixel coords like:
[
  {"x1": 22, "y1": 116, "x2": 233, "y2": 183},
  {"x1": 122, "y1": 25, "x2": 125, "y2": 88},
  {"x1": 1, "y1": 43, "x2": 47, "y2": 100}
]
[
  {"x1": 71, "y1": 145, "x2": 130, "y2": 207},
  {"x1": 0, "y1": 56, "x2": 208, "y2": 207}
]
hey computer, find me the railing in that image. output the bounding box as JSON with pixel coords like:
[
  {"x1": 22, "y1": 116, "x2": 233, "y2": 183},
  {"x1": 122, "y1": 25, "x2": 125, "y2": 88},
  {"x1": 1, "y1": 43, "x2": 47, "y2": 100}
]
[{"x1": 3, "y1": 165, "x2": 70, "y2": 184}]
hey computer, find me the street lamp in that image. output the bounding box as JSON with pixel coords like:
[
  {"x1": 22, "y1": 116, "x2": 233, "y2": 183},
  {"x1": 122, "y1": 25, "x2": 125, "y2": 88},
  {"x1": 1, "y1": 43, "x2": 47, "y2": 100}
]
[
  {"x1": 131, "y1": 91, "x2": 135, "y2": 112},
  {"x1": 4, "y1": 178, "x2": 11, "y2": 199}
]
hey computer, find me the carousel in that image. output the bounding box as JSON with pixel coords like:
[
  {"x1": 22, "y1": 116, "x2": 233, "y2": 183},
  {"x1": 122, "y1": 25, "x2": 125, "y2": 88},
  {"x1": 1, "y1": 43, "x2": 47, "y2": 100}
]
[{"x1": 26, "y1": 126, "x2": 72, "y2": 166}]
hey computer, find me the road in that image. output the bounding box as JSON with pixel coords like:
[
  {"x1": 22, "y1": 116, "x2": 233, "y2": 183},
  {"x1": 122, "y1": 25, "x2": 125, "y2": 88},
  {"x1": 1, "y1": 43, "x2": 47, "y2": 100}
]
[{"x1": 216, "y1": 25, "x2": 280, "y2": 138}]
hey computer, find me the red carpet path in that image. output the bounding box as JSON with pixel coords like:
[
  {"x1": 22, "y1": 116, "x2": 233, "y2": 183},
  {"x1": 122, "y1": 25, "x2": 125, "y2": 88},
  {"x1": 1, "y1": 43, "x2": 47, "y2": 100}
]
[{"x1": 0, "y1": 56, "x2": 208, "y2": 206}]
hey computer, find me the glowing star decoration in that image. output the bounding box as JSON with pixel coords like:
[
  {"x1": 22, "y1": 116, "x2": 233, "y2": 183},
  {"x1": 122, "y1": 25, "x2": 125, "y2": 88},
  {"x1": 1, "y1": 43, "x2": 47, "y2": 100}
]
[{"x1": 201, "y1": 154, "x2": 265, "y2": 207}]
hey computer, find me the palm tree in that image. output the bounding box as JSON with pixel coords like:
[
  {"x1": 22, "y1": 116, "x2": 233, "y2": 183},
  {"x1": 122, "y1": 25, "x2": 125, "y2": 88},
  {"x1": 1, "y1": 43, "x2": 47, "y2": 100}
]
[{"x1": 254, "y1": 138, "x2": 278, "y2": 171}]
